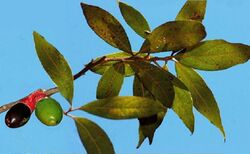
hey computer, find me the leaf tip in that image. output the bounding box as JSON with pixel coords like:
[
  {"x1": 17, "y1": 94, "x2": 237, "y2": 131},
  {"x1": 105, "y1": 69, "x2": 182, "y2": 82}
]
[{"x1": 80, "y1": 2, "x2": 88, "y2": 9}]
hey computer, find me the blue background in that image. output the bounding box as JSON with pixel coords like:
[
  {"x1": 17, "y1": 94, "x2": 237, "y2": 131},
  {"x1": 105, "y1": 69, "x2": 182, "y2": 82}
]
[{"x1": 0, "y1": 0, "x2": 250, "y2": 153}]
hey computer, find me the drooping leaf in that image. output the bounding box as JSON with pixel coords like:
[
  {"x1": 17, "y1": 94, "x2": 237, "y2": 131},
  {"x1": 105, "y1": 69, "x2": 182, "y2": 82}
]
[
  {"x1": 172, "y1": 85, "x2": 194, "y2": 133},
  {"x1": 133, "y1": 76, "x2": 166, "y2": 148},
  {"x1": 176, "y1": 40, "x2": 250, "y2": 71},
  {"x1": 176, "y1": 0, "x2": 207, "y2": 22},
  {"x1": 137, "y1": 112, "x2": 166, "y2": 148},
  {"x1": 81, "y1": 3, "x2": 132, "y2": 54},
  {"x1": 175, "y1": 63, "x2": 225, "y2": 138},
  {"x1": 91, "y1": 52, "x2": 146, "y2": 77},
  {"x1": 119, "y1": 1, "x2": 151, "y2": 38},
  {"x1": 163, "y1": 69, "x2": 194, "y2": 133},
  {"x1": 80, "y1": 96, "x2": 166, "y2": 120},
  {"x1": 33, "y1": 32, "x2": 74, "y2": 104},
  {"x1": 97, "y1": 62, "x2": 125, "y2": 99},
  {"x1": 129, "y1": 61, "x2": 174, "y2": 108},
  {"x1": 140, "y1": 20, "x2": 206, "y2": 53},
  {"x1": 74, "y1": 117, "x2": 115, "y2": 154}
]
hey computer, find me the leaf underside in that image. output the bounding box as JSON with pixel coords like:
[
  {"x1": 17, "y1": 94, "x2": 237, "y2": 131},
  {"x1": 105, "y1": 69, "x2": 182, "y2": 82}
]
[{"x1": 80, "y1": 96, "x2": 166, "y2": 120}]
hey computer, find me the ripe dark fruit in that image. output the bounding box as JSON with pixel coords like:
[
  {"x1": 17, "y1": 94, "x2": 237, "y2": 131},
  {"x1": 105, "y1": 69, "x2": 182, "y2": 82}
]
[
  {"x1": 5, "y1": 103, "x2": 31, "y2": 128},
  {"x1": 35, "y1": 97, "x2": 63, "y2": 126}
]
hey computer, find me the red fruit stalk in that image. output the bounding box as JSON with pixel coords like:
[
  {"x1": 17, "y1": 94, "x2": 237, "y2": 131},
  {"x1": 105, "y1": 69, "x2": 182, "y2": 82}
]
[
  {"x1": 5, "y1": 89, "x2": 47, "y2": 128},
  {"x1": 20, "y1": 89, "x2": 47, "y2": 111}
]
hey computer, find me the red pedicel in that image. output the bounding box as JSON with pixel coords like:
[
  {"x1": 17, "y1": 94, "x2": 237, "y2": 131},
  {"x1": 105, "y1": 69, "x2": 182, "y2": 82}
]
[
  {"x1": 5, "y1": 89, "x2": 47, "y2": 128},
  {"x1": 20, "y1": 89, "x2": 47, "y2": 112}
]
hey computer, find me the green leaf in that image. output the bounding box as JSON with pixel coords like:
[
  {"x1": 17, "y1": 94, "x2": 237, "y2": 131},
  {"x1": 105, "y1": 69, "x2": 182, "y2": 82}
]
[
  {"x1": 140, "y1": 20, "x2": 206, "y2": 53},
  {"x1": 172, "y1": 85, "x2": 194, "y2": 133},
  {"x1": 137, "y1": 112, "x2": 166, "y2": 148},
  {"x1": 97, "y1": 62, "x2": 125, "y2": 99},
  {"x1": 74, "y1": 117, "x2": 115, "y2": 154},
  {"x1": 119, "y1": 1, "x2": 151, "y2": 38},
  {"x1": 129, "y1": 61, "x2": 175, "y2": 108},
  {"x1": 176, "y1": 0, "x2": 207, "y2": 22},
  {"x1": 164, "y1": 69, "x2": 194, "y2": 133},
  {"x1": 176, "y1": 40, "x2": 250, "y2": 71},
  {"x1": 81, "y1": 3, "x2": 132, "y2": 54},
  {"x1": 33, "y1": 32, "x2": 74, "y2": 104},
  {"x1": 133, "y1": 76, "x2": 166, "y2": 148},
  {"x1": 80, "y1": 96, "x2": 166, "y2": 120},
  {"x1": 91, "y1": 52, "x2": 146, "y2": 77},
  {"x1": 175, "y1": 63, "x2": 225, "y2": 138}
]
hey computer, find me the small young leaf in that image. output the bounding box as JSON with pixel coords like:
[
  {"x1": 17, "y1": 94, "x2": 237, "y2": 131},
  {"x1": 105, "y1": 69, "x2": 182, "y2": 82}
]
[
  {"x1": 97, "y1": 62, "x2": 125, "y2": 99},
  {"x1": 80, "y1": 96, "x2": 166, "y2": 120},
  {"x1": 172, "y1": 86, "x2": 194, "y2": 133},
  {"x1": 129, "y1": 61, "x2": 175, "y2": 108},
  {"x1": 133, "y1": 76, "x2": 166, "y2": 148},
  {"x1": 119, "y1": 1, "x2": 151, "y2": 38},
  {"x1": 175, "y1": 63, "x2": 225, "y2": 138},
  {"x1": 81, "y1": 3, "x2": 132, "y2": 54},
  {"x1": 140, "y1": 20, "x2": 206, "y2": 53},
  {"x1": 91, "y1": 52, "x2": 146, "y2": 77},
  {"x1": 176, "y1": 0, "x2": 207, "y2": 22},
  {"x1": 74, "y1": 117, "x2": 115, "y2": 154},
  {"x1": 176, "y1": 40, "x2": 250, "y2": 71},
  {"x1": 33, "y1": 32, "x2": 74, "y2": 104}
]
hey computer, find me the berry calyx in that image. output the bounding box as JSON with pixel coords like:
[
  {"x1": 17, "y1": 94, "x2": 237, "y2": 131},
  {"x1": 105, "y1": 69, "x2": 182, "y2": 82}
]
[{"x1": 35, "y1": 97, "x2": 63, "y2": 126}]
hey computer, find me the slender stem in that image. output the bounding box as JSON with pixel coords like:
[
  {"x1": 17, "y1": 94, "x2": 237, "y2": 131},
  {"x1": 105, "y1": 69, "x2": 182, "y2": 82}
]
[{"x1": 0, "y1": 54, "x2": 175, "y2": 114}]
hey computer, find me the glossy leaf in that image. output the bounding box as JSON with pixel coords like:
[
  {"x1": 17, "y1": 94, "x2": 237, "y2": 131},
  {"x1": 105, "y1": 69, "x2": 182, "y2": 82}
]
[
  {"x1": 133, "y1": 76, "x2": 166, "y2": 147},
  {"x1": 129, "y1": 61, "x2": 174, "y2": 108},
  {"x1": 74, "y1": 117, "x2": 115, "y2": 154},
  {"x1": 91, "y1": 52, "x2": 145, "y2": 77},
  {"x1": 176, "y1": 40, "x2": 250, "y2": 71},
  {"x1": 175, "y1": 63, "x2": 225, "y2": 138},
  {"x1": 80, "y1": 96, "x2": 166, "y2": 120},
  {"x1": 33, "y1": 32, "x2": 74, "y2": 104},
  {"x1": 119, "y1": 1, "x2": 150, "y2": 38},
  {"x1": 176, "y1": 0, "x2": 207, "y2": 22},
  {"x1": 172, "y1": 85, "x2": 194, "y2": 133},
  {"x1": 81, "y1": 3, "x2": 132, "y2": 53},
  {"x1": 97, "y1": 62, "x2": 125, "y2": 99},
  {"x1": 140, "y1": 20, "x2": 206, "y2": 53}
]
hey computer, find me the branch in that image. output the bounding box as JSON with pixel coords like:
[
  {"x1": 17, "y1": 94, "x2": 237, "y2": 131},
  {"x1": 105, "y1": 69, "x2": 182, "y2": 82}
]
[{"x1": 0, "y1": 54, "x2": 174, "y2": 114}]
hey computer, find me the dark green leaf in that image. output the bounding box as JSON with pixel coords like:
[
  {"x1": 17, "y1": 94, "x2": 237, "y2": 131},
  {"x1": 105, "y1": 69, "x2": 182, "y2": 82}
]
[
  {"x1": 97, "y1": 62, "x2": 125, "y2": 99},
  {"x1": 119, "y1": 1, "x2": 150, "y2": 38},
  {"x1": 133, "y1": 76, "x2": 166, "y2": 148},
  {"x1": 81, "y1": 3, "x2": 132, "y2": 53},
  {"x1": 80, "y1": 96, "x2": 166, "y2": 120},
  {"x1": 33, "y1": 32, "x2": 74, "y2": 104},
  {"x1": 176, "y1": 0, "x2": 207, "y2": 22},
  {"x1": 172, "y1": 85, "x2": 194, "y2": 133},
  {"x1": 137, "y1": 112, "x2": 166, "y2": 148},
  {"x1": 74, "y1": 117, "x2": 115, "y2": 154},
  {"x1": 91, "y1": 52, "x2": 146, "y2": 77},
  {"x1": 175, "y1": 63, "x2": 225, "y2": 138},
  {"x1": 140, "y1": 20, "x2": 206, "y2": 53},
  {"x1": 129, "y1": 61, "x2": 175, "y2": 108},
  {"x1": 176, "y1": 40, "x2": 250, "y2": 71}
]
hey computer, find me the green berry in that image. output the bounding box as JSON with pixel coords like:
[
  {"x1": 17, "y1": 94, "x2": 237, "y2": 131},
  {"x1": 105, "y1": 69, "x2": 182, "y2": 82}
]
[{"x1": 35, "y1": 97, "x2": 63, "y2": 126}]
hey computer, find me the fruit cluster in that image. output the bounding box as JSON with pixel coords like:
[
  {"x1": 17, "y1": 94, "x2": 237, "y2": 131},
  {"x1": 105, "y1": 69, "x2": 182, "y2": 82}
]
[{"x1": 5, "y1": 90, "x2": 63, "y2": 128}]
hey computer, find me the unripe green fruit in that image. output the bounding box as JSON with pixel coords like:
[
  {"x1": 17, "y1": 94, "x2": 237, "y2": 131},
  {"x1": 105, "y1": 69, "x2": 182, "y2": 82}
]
[{"x1": 35, "y1": 97, "x2": 63, "y2": 126}]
